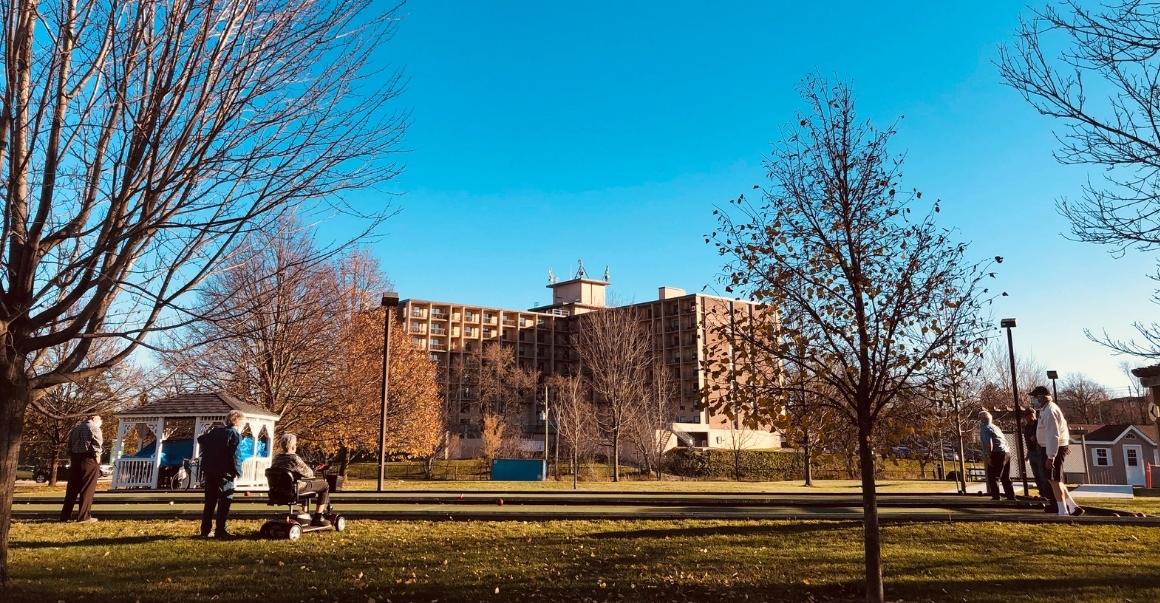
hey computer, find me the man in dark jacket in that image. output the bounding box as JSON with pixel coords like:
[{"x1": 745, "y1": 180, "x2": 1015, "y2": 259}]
[
  {"x1": 1023, "y1": 407, "x2": 1054, "y2": 508},
  {"x1": 60, "y1": 414, "x2": 103, "y2": 522},
  {"x1": 198, "y1": 410, "x2": 244, "y2": 538}
]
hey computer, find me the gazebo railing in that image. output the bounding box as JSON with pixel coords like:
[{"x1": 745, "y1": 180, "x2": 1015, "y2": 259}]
[
  {"x1": 235, "y1": 456, "x2": 272, "y2": 490},
  {"x1": 112, "y1": 458, "x2": 156, "y2": 489}
]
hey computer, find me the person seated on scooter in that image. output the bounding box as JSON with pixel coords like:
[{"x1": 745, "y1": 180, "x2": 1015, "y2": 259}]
[{"x1": 271, "y1": 433, "x2": 331, "y2": 527}]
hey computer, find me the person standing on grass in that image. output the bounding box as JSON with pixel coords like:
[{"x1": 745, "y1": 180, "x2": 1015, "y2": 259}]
[
  {"x1": 59, "y1": 414, "x2": 103, "y2": 523},
  {"x1": 1022, "y1": 406, "x2": 1054, "y2": 506},
  {"x1": 198, "y1": 410, "x2": 244, "y2": 538},
  {"x1": 1032, "y1": 385, "x2": 1084, "y2": 517},
  {"x1": 978, "y1": 411, "x2": 1015, "y2": 501}
]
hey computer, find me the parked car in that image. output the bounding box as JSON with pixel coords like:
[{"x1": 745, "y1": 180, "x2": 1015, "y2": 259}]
[
  {"x1": 99, "y1": 463, "x2": 113, "y2": 477},
  {"x1": 16, "y1": 464, "x2": 35, "y2": 480},
  {"x1": 33, "y1": 463, "x2": 69, "y2": 483}
]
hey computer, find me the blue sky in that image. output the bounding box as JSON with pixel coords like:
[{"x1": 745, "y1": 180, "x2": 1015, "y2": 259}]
[{"x1": 340, "y1": 1, "x2": 1154, "y2": 393}]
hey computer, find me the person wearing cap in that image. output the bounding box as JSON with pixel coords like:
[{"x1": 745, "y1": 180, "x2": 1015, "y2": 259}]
[
  {"x1": 1031, "y1": 385, "x2": 1084, "y2": 516},
  {"x1": 978, "y1": 410, "x2": 1015, "y2": 501}
]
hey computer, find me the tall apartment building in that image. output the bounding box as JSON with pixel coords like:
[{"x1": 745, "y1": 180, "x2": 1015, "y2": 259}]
[{"x1": 398, "y1": 263, "x2": 779, "y2": 457}]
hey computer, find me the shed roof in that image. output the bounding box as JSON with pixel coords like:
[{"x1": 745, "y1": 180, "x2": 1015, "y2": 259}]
[
  {"x1": 1080, "y1": 424, "x2": 1157, "y2": 445},
  {"x1": 116, "y1": 392, "x2": 279, "y2": 419}
]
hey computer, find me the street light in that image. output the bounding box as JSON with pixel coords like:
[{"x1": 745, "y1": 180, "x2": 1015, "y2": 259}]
[
  {"x1": 377, "y1": 291, "x2": 399, "y2": 492},
  {"x1": 1001, "y1": 318, "x2": 1029, "y2": 496},
  {"x1": 1046, "y1": 370, "x2": 1059, "y2": 401}
]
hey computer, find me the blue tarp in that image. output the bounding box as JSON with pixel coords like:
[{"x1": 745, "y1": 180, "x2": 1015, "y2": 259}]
[
  {"x1": 490, "y1": 459, "x2": 546, "y2": 481},
  {"x1": 129, "y1": 437, "x2": 268, "y2": 467}
]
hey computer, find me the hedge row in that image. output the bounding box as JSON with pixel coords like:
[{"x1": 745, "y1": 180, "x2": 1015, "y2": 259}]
[{"x1": 664, "y1": 448, "x2": 805, "y2": 481}]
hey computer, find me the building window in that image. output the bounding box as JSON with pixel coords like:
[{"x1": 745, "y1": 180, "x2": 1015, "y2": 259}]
[
  {"x1": 1093, "y1": 448, "x2": 1110, "y2": 467},
  {"x1": 1126, "y1": 447, "x2": 1140, "y2": 467}
]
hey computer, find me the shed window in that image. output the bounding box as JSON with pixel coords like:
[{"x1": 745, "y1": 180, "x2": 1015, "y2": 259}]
[{"x1": 1093, "y1": 448, "x2": 1111, "y2": 467}]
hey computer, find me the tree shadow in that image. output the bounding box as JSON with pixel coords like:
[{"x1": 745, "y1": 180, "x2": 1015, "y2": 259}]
[
  {"x1": 15, "y1": 534, "x2": 185, "y2": 549},
  {"x1": 592, "y1": 521, "x2": 858, "y2": 540}
]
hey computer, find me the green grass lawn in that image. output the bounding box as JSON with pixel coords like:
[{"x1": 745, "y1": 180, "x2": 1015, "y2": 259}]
[{"x1": 5, "y1": 518, "x2": 1159, "y2": 602}]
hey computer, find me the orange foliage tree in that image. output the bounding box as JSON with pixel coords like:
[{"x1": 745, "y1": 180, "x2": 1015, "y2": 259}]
[{"x1": 312, "y1": 306, "x2": 441, "y2": 475}]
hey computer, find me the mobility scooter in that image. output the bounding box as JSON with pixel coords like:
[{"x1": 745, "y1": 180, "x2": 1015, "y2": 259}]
[{"x1": 260, "y1": 468, "x2": 346, "y2": 540}]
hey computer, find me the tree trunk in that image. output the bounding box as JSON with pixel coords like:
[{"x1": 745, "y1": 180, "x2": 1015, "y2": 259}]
[
  {"x1": 803, "y1": 429, "x2": 813, "y2": 487},
  {"x1": 337, "y1": 446, "x2": 351, "y2": 478},
  {"x1": 49, "y1": 445, "x2": 62, "y2": 487},
  {"x1": 0, "y1": 361, "x2": 32, "y2": 587},
  {"x1": 571, "y1": 448, "x2": 578, "y2": 490},
  {"x1": 423, "y1": 454, "x2": 436, "y2": 480},
  {"x1": 612, "y1": 427, "x2": 620, "y2": 482},
  {"x1": 858, "y1": 419, "x2": 884, "y2": 603}
]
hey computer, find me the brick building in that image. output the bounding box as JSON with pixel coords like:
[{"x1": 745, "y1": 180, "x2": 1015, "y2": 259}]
[{"x1": 398, "y1": 263, "x2": 779, "y2": 458}]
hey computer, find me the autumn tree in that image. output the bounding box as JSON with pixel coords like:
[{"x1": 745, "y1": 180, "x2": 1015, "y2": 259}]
[
  {"x1": 477, "y1": 343, "x2": 540, "y2": 459},
  {"x1": 306, "y1": 252, "x2": 409, "y2": 475},
  {"x1": 1000, "y1": 2, "x2": 1160, "y2": 357},
  {"x1": 378, "y1": 318, "x2": 442, "y2": 460},
  {"x1": 549, "y1": 374, "x2": 598, "y2": 489},
  {"x1": 780, "y1": 375, "x2": 844, "y2": 486},
  {"x1": 577, "y1": 308, "x2": 652, "y2": 482},
  {"x1": 0, "y1": 0, "x2": 404, "y2": 583},
  {"x1": 707, "y1": 79, "x2": 993, "y2": 602}
]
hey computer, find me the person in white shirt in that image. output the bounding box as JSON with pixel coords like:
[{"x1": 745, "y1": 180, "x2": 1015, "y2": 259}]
[{"x1": 1031, "y1": 386, "x2": 1084, "y2": 517}]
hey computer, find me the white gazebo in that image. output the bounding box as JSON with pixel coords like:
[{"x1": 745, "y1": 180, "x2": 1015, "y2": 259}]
[{"x1": 110, "y1": 392, "x2": 279, "y2": 490}]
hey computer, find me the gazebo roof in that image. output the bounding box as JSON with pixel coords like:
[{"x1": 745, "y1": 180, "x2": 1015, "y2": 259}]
[{"x1": 116, "y1": 392, "x2": 279, "y2": 420}]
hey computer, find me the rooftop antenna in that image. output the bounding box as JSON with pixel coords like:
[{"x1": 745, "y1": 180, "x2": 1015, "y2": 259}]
[
  {"x1": 576, "y1": 258, "x2": 587, "y2": 279},
  {"x1": 547, "y1": 268, "x2": 557, "y2": 285},
  {"x1": 603, "y1": 265, "x2": 610, "y2": 282}
]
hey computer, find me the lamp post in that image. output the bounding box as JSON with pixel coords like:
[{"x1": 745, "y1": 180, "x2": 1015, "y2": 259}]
[
  {"x1": 376, "y1": 291, "x2": 399, "y2": 492},
  {"x1": 1046, "y1": 370, "x2": 1059, "y2": 403},
  {"x1": 541, "y1": 386, "x2": 550, "y2": 463},
  {"x1": 1001, "y1": 318, "x2": 1029, "y2": 496}
]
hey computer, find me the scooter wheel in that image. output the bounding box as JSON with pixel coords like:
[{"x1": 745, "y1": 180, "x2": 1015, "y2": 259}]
[
  {"x1": 333, "y1": 515, "x2": 346, "y2": 532},
  {"x1": 287, "y1": 524, "x2": 302, "y2": 541}
]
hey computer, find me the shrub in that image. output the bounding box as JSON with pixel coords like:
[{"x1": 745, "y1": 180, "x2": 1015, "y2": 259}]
[{"x1": 663, "y1": 448, "x2": 805, "y2": 481}]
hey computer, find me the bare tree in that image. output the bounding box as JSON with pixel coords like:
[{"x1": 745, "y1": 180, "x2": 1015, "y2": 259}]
[
  {"x1": 0, "y1": 0, "x2": 404, "y2": 583},
  {"x1": 1000, "y1": 1, "x2": 1160, "y2": 357},
  {"x1": 23, "y1": 349, "x2": 147, "y2": 484},
  {"x1": 707, "y1": 78, "x2": 994, "y2": 602},
  {"x1": 550, "y1": 374, "x2": 598, "y2": 490},
  {"x1": 165, "y1": 218, "x2": 338, "y2": 431},
  {"x1": 983, "y1": 342, "x2": 1046, "y2": 401},
  {"x1": 627, "y1": 363, "x2": 677, "y2": 480},
  {"x1": 1057, "y1": 373, "x2": 1110, "y2": 424},
  {"x1": 1113, "y1": 361, "x2": 1153, "y2": 424},
  {"x1": 577, "y1": 308, "x2": 652, "y2": 482}
]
